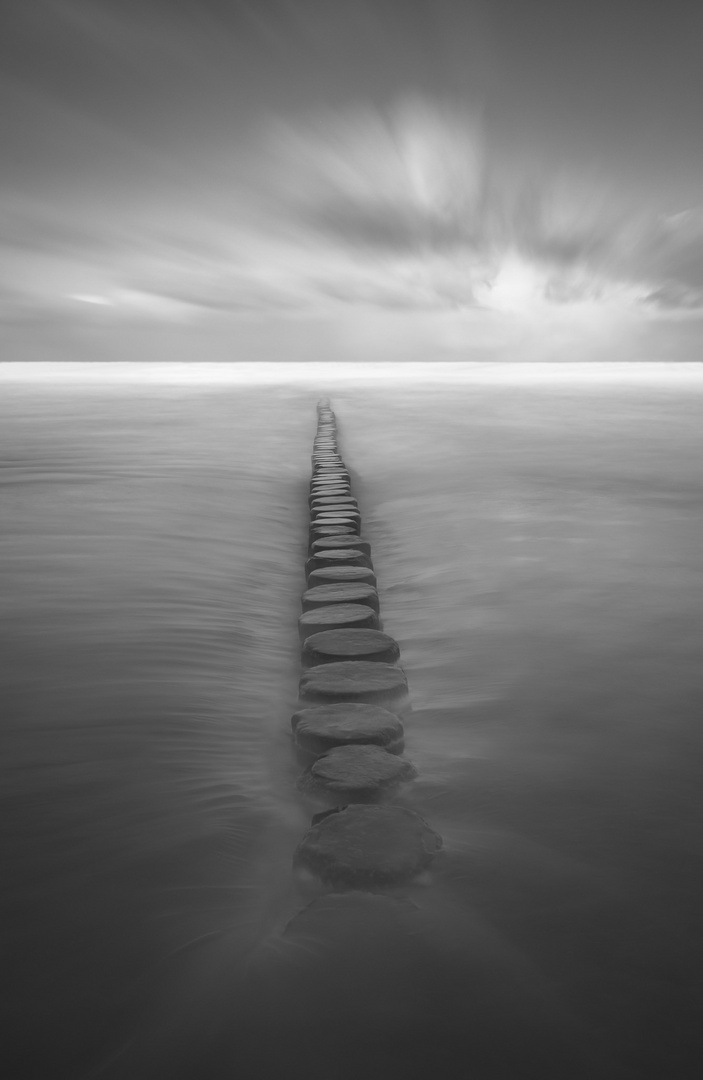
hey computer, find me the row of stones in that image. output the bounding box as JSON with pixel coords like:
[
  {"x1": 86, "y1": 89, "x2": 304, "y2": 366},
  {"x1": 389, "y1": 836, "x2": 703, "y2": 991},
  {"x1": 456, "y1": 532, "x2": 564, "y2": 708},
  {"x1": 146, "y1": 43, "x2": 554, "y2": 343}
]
[{"x1": 291, "y1": 400, "x2": 442, "y2": 890}]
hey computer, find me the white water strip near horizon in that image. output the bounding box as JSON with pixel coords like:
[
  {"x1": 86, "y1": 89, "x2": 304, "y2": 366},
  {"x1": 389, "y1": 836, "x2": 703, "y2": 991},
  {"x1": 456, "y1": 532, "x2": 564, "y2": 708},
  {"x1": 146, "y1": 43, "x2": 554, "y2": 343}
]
[{"x1": 2, "y1": 360, "x2": 703, "y2": 388}]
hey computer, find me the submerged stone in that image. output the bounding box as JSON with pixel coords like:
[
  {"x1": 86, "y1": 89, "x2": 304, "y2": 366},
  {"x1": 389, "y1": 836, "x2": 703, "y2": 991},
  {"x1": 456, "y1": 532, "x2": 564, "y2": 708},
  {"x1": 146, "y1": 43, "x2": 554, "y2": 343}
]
[
  {"x1": 298, "y1": 603, "x2": 380, "y2": 641},
  {"x1": 298, "y1": 661, "x2": 409, "y2": 708},
  {"x1": 302, "y1": 628, "x2": 399, "y2": 666},
  {"x1": 302, "y1": 582, "x2": 379, "y2": 612},
  {"x1": 291, "y1": 702, "x2": 404, "y2": 754},
  {"x1": 293, "y1": 804, "x2": 442, "y2": 887},
  {"x1": 298, "y1": 744, "x2": 417, "y2": 803},
  {"x1": 307, "y1": 565, "x2": 377, "y2": 588}
]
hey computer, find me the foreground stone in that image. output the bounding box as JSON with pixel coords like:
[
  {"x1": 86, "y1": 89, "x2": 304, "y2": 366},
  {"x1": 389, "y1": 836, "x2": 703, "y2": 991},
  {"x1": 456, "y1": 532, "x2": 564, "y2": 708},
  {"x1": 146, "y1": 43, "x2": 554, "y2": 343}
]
[
  {"x1": 302, "y1": 628, "x2": 399, "y2": 666},
  {"x1": 307, "y1": 565, "x2": 377, "y2": 588},
  {"x1": 298, "y1": 603, "x2": 380, "y2": 641},
  {"x1": 302, "y1": 582, "x2": 380, "y2": 612},
  {"x1": 298, "y1": 661, "x2": 409, "y2": 708},
  {"x1": 293, "y1": 804, "x2": 442, "y2": 887},
  {"x1": 298, "y1": 744, "x2": 417, "y2": 803},
  {"x1": 291, "y1": 702, "x2": 404, "y2": 754}
]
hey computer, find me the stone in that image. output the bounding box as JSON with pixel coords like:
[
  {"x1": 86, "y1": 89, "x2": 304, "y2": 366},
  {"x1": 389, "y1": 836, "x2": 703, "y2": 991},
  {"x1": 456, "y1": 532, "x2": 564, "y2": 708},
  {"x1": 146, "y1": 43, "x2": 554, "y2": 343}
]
[
  {"x1": 298, "y1": 661, "x2": 409, "y2": 709},
  {"x1": 308, "y1": 488, "x2": 350, "y2": 504},
  {"x1": 298, "y1": 603, "x2": 380, "y2": 641},
  {"x1": 301, "y1": 582, "x2": 379, "y2": 613},
  {"x1": 291, "y1": 702, "x2": 405, "y2": 753},
  {"x1": 302, "y1": 628, "x2": 399, "y2": 666},
  {"x1": 311, "y1": 536, "x2": 370, "y2": 556},
  {"x1": 305, "y1": 551, "x2": 371, "y2": 579},
  {"x1": 293, "y1": 804, "x2": 442, "y2": 887},
  {"x1": 310, "y1": 496, "x2": 359, "y2": 509},
  {"x1": 309, "y1": 521, "x2": 361, "y2": 541},
  {"x1": 298, "y1": 745, "x2": 417, "y2": 803},
  {"x1": 307, "y1": 565, "x2": 377, "y2": 587},
  {"x1": 308, "y1": 525, "x2": 357, "y2": 546},
  {"x1": 311, "y1": 510, "x2": 361, "y2": 527}
]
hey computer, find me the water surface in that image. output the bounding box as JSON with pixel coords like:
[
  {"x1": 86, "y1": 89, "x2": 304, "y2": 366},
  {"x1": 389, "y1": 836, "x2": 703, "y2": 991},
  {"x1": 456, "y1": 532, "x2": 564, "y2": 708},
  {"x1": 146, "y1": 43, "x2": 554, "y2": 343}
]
[{"x1": 3, "y1": 363, "x2": 702, "y2": 1079}]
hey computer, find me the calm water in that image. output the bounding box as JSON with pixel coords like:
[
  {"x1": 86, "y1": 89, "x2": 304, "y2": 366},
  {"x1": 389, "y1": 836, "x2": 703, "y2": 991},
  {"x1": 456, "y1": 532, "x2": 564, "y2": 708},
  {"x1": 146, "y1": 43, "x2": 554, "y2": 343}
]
[{"x1": 2, "y1": 364, "x2": 703, "y2": 1079}]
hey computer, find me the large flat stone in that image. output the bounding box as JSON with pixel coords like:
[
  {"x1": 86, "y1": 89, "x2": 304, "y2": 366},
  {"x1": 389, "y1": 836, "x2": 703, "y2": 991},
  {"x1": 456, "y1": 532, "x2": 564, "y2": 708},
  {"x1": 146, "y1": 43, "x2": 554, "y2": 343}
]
[
  {"x1": 311, "y1": 506, "x2": 360, "y2": 521},
  {"x1": 308, "y1": 525, "x2": 357, "y2": 546},
  {"x1": 298, "y1": 603, "x2": 379, "y2": 641},
  {"x1": 310, "y1": 497, "x2": 359, "y2": 510},
  {"x1": 307, "y1": 565, "x2": 377, "y2": 588},
  {"x1": 291, "y1": 702, "x2": 404, "y2": 753},
  {"x1": 298, "y1": 745, "x2": 417, "y2": 803},
  {"x1": 308, "y1": 517, "x2": 360, "y2": 534},
  {"x1": 305, "y1": 550, "x2": 371, "y2": 579},
  {"x1": 302, "y1": 582, "x2": 380, "y2": 612},
  {"x1": 308, "y1": 489, "x2": 350, "y2": 505},
  {"x1": 310, "y1": 536, "x2": 370, "y2": 556},
  {"x1": 293, "y1": 805, "x2": 442, "y2": 887},
  {"x1": 302, "y1": 628, "x2": 399, "y2": 666},
  {"x1": 298, "y1": 661, "x2": 409, "y2": 708}
]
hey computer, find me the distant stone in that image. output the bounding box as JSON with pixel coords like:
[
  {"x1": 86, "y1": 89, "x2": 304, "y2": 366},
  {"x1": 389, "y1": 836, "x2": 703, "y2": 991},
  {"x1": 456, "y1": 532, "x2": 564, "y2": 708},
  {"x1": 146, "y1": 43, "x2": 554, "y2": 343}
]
[
  {"x1": 311, "y1": 506, "x2": 360, "y2": 520},
  {"x1": 311, "y1": 535, "x2": 370, "y2": 556},
  {"x1": 302, "y1": 628, "x2": 399, "y2": 666},
  {"x1": 310, "y1": 496, "x2": 359, "y2": 510},
  {"x1": 302, "y1": 582, "x2": 380, "y2": 612},
  {"x1": 298, "y1": 603, "x2": 380, "y2": 641},
  {"x1": 298, "y1": 661, "x2": 409, "y2": 709},
  {"x1": 305, "y1": 550, "x2": 370, "y2": 579},
  {"x1": 298, "y1": 745, "x2": 417, "y2": 803},
  {"x1": 307, "y1": 565, "x2": 377, "y2": 587},
  {"x1": 309, "y1": 517, "x2": 360, "y2": 534},
  {"x1": 308, "y1": 525, "x2": 357, "y2": 547},
  {"x1": 308, "y1": 489, "x2": 350, "y2": 505},
  {"x1": 293, "y1": 804, "x2": 442, "y2": 887},
  {"x1": 291, "y1": 702, "x2": 404, "y2": 753}
]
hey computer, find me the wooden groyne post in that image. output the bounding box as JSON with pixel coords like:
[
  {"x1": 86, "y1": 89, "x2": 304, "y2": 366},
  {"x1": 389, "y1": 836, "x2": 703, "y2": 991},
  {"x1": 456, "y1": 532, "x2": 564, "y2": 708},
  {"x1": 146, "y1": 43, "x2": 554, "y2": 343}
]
[{"x1": 291, "y1": 400, "x2": 442, "y2": 890}]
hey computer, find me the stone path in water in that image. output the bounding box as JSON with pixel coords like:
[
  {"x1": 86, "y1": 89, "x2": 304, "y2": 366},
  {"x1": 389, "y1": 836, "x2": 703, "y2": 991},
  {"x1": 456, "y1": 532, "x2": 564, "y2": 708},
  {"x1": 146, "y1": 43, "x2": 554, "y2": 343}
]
[{"x1": 291, "y1": 399, "x2": 442, "y2": 892}]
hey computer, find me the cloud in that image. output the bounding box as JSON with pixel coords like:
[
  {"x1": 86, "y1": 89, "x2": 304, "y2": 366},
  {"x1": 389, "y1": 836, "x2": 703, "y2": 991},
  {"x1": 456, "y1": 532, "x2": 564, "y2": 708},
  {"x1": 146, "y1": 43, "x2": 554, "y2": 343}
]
[{"x1": 4, "y1": 90, "x2": 703, "y2": 327}]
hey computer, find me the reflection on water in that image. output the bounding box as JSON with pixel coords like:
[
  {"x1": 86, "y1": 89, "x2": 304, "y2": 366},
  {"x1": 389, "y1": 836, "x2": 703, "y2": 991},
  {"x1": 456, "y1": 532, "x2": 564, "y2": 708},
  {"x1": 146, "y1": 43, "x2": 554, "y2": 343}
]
[{"x1": 2, "y1": 365, "x2": 702, "y2": 1079}]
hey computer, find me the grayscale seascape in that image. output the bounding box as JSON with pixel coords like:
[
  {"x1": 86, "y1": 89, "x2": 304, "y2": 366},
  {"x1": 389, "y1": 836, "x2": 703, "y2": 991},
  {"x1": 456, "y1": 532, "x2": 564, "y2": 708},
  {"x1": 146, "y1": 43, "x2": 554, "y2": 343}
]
[{"x1": 3, "y1": 362, "x2": 702, "y2": 1079}]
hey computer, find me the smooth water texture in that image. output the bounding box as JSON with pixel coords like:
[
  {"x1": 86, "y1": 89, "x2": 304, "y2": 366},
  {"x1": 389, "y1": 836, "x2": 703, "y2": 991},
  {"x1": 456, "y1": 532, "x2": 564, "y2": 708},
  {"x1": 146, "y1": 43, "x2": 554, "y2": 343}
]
[{"x1": 2, "y1": 364, "x2": 702, "y2": 1079}]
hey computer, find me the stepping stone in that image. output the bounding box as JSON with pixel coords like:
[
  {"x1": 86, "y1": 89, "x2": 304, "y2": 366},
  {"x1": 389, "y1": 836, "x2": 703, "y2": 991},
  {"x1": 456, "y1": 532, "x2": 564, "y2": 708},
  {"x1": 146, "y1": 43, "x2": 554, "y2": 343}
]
[
  {"x1": 293, "y1": 805, "x2": 442, "y2": 887},
  {"x1": 310, "y1": 496, "x2": 359, "y2": 509},
  {"x1": 298, "y1": 603, "x2": 380, "y2": 641},
  {"x1": 291, "y1": 702, "x2": 405, "y2": 753},
  {"x1": 302, "y1": 628, "x2": 399, "y2": 666},
  {"x1": 298, "y1": 744, "x2": 417, "y2": 803},
  {"x1": 309, "y1": 521, "x2": 361, "y2": 541},
  {"x1": 313, "y1": 468, "x2": 349, "y2": 479},
  {"x1": 311, "y1": 511, "x2": 361, "y2": 527},
  {"x1": 310, "y1": 536, "x2": 370, "y2": 556},
  {"x1": 308, "y1": 489, "x2": 350, "y2": 504},
  {"x1": 308, "y1": 525, "x2": 357, "y2": 544},
  {"x1": 305, "y1": 551, "x2": 370, "y2": 579},
  {"x1": 307, "y1": 565, "x2": 377, "y2": 587},
  {"x1": 302, "y1": 582, "x2": 379, "y2": 613},
  {"x1": 298, "y1": 661, "x2": 409, "y2": 708}
]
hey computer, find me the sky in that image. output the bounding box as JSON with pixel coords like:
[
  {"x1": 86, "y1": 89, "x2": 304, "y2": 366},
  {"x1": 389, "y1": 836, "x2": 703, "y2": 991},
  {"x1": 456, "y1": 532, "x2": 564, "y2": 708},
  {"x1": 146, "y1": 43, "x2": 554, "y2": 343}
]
[{"x1": 1, "y1": 0, "x2": 703, "y2": 362}]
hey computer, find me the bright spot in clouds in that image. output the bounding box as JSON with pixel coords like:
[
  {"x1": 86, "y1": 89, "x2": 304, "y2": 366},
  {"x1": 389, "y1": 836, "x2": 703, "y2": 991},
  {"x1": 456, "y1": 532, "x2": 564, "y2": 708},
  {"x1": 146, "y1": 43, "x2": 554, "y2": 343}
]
[{"x1": 69, "y1": 294, "x2": 113, "y2": 305}]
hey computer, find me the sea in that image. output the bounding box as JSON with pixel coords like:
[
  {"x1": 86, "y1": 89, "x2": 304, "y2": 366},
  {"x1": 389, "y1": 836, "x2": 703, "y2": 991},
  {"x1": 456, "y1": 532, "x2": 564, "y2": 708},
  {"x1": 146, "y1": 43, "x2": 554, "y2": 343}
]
[{"x1": 2, "y1": 361, "x2": 703, "y2": 1080}]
